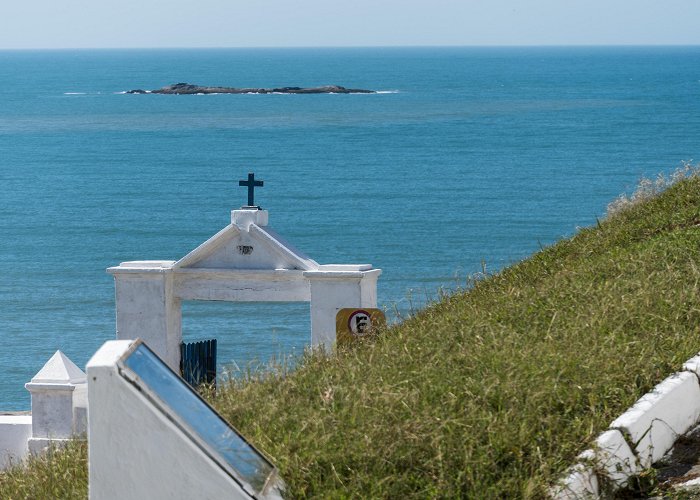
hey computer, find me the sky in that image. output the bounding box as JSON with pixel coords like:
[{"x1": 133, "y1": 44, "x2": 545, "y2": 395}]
[{"x1": 1, "y1": 0, "x2": 700, "y2": 49}]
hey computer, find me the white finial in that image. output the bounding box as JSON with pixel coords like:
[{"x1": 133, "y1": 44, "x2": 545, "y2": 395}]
[{"x1": 28, "y1": 350, "x2": 86, "y2": 386}]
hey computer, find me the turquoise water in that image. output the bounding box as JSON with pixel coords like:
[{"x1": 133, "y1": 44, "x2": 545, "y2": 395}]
[{"x1": 2, "y1": 47, "x2": 700, "y2": 409}]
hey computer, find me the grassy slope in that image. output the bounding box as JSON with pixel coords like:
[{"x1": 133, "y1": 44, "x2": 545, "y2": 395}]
[
  {"x1": 214, "y1": 177, "x2": 700, "y2": 498},
  {"x1": 3, "y1": 177, "x2": 700, "y2": 498}
]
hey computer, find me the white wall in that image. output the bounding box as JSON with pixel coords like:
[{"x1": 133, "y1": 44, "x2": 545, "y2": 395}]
[
  {"x1": 0, "y1": 415, "x2": 31, "y2": 469},
  {"x1": 87, "y1": 340, "x2": 254, "y2": 500}
]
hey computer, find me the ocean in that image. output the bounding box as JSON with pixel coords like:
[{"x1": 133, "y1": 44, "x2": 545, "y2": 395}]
[{"x1": 1, "y1": 46, "x2": 699, "y2": 409}]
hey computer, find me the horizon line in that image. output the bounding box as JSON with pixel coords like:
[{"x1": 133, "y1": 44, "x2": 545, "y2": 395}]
[{"x1": 1, "y1": 43, "x2": 700, "y2": 51}]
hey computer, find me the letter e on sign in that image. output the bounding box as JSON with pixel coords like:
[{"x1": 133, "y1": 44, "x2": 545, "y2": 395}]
[{"x1": 336, "y1": 308, "x2": 386, "y2": 344}]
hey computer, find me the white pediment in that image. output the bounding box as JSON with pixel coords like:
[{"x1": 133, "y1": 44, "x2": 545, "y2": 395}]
[{"x1": 173, "y1": 210, "x2": 319, "y2": 272}]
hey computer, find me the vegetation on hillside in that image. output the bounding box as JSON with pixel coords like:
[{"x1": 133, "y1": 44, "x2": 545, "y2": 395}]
[
  {"x1": 3, "y1": 170, "x2": 700, "y2": 498},
  {"x1": 215, "y1": 173, "x2": 700, "y2": 497}
]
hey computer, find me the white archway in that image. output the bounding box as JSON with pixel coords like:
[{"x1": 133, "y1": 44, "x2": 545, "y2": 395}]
[{"x1": 108, "y1": 209, "x2": 381, "y2": 371}]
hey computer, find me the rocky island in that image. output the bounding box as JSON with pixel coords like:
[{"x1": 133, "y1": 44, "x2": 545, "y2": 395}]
[{"x1": 127, "y1": 82, "x2": 375, "y2": 95}]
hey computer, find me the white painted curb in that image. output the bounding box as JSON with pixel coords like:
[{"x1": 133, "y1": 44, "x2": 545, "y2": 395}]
[
  {"x1": 551, "y1": 354, "x2": 700, "y2": 499},
  {"x1": 554, "y1": 462, "x2": 598, "y2": 499},
  {"x1": 611, "y1": 371, "x2": 700, "y2": 468}
]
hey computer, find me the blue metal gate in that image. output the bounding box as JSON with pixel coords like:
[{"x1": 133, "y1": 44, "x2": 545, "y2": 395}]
[{"x1": 180, "y1": 339, "x2": 217, "y2": 387}]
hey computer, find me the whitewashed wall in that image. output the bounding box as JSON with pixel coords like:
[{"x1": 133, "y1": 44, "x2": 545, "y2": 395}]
[
  {"x1": 87, "y1": 340, "x2": 253, "y2": 500},
  {"x1": 0, "y1": 415, "x2": 31, "y2": 469}
]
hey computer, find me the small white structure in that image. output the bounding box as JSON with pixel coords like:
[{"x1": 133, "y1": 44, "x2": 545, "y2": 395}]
[
  {"x1": 108, "y1": 205, "x2": 381, "y2": 371},
  {"x1": 25, "y1": 351, "x2": 87, "y2": 454},
  {"x1": 0, "y1": 350, "x2": 87, "y2": 469},
  {"x1": 87, "y1": 339, "x2": 283, "y2": 499}
]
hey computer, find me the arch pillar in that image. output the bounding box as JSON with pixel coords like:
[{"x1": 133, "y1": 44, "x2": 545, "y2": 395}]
[
  {"x1": 305, "y1": 268, "x2": 381, "y2": 350},
  {"x1": 111, "y1": 262, "x2": 181, "y2": 370}
]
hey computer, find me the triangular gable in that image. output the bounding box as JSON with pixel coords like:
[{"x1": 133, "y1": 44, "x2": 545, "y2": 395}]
[
  {"x1": 249, "y1": 225, "x2": 318, "y2": 271},
  {"x1": 173, "y1": 224, "x2": 240, "y2": 269},
  {"x1": 173, "y1": 223, "x2": 319, "y2": 271}
]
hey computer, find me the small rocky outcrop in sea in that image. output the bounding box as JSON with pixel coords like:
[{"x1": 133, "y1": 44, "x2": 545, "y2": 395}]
[{"x1": 126, "y1": 82, "x2": 375, "y2": 95}]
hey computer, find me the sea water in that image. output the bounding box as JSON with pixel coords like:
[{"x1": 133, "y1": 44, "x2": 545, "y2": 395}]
[{"x1": 1, "y1": 47, "x2": 700, "y2": 409}]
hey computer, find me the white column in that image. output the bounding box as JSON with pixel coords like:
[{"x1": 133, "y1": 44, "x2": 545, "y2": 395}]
[
  {"x1": 108, "y1": 261, "x2": 182, "y2": 371},
  {"x1": 304, "y1": 268, "x2": 381, "y2": 350},
  {"x1": 25, "y1": 351, "x2": 87, "y2": 454}
]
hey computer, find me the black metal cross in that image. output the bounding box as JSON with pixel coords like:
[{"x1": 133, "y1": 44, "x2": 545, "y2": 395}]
[{"x1": 238, "y1": 172, "x2": 264, "y2": 208}]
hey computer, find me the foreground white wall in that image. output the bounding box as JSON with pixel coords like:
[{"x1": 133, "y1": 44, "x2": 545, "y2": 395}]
[{"x1": 87, "y1": 340, "x2": 254, "y2": 500}]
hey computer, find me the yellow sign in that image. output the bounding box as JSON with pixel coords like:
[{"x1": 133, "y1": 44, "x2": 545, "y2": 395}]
[{"x1": 336, "y1": 308, "x2": 386, "y2": 344}]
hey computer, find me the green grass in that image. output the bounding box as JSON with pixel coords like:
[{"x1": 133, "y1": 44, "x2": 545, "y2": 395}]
[
  {"x1": 0, "y1": 440, "x2": 87, "y2": 499},
  {"x1": 4, "y1": 176, "x2": 700, "y2": 498},
  {"x1": 212, "y1": 177, "x2": 700, "y2": 498}
]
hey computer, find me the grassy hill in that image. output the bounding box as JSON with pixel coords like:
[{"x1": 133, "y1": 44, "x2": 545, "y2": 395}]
[{"x1": 4, "y1": 174, "x2": 700, "y2": 498}]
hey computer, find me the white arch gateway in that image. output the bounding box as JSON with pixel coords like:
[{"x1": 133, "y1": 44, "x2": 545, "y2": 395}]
[{"x1": 107, "y1": 206, "x2": 381, "y2": 372}]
